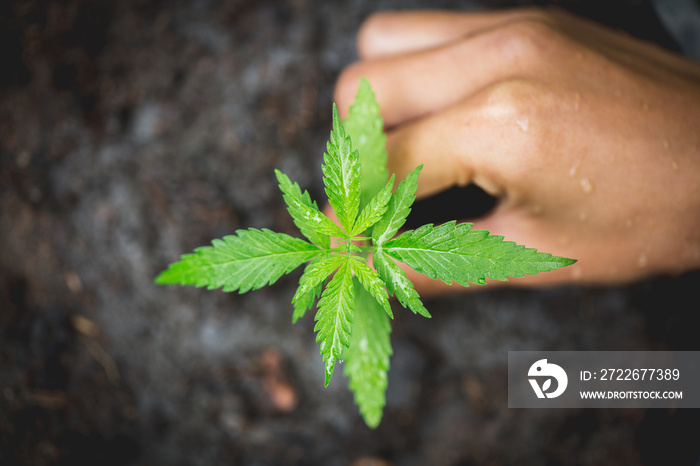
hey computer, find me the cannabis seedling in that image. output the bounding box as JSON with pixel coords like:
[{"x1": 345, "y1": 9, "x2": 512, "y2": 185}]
[{"x1": 156, "y1": 78, "x2": 576, "y2": 427}]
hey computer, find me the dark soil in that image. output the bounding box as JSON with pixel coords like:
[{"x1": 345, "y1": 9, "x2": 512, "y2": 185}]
[{"x1": 1, "y1": 0, "x2": 699, "y2": 465}]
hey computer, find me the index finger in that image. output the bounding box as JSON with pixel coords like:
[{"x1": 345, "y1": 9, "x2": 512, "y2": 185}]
[
  {"x1": 382, "y1": 82, "x2": 523, "y2": 200},
  {"x1": 358, "y1": 8, "x2": 549, "y2": 59}
]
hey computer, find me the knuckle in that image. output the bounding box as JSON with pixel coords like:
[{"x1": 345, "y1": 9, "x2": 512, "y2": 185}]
[
  {"x1": 482, "y1": 79, "x2": 543, "y2": 120},
  {"x1": 478, "y1": 79, "x2": 553, "y2": 165},
  {"x1": 484, "y1": 16, "x2": 562, "y2": 63}
]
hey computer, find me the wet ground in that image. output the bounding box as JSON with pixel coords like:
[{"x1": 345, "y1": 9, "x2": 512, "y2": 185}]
[{"x1": 1, "y1": 0, "x2": 700, "y2": 464}]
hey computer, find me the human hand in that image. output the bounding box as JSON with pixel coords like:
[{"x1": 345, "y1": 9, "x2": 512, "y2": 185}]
[{"x1": 333, "y1": 8, "x2": 700, "y2": 294}]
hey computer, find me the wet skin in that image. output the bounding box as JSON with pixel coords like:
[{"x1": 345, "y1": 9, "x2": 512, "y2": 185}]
[{"x1": 331, "y1": 8, "x2": 700, "y2": 293}]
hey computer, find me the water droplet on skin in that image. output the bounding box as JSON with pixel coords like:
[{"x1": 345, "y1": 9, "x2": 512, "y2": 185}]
[
  {"x1": 642, "y1": 101, "x2": 649, "y2": 111},
  {"x1": 579, "y1": 212, "x2": 587, "y2": 221},
  {"x1": 614, "y1": 89, "x2": 622, "y2": 97},
  {"x1": 671, "y1": 159, "x2": 679, "y2": 171},
  {"x1": 531, "y1": 204, "x2": 543, "y2": 215},
  {"x1": 559, "y1": 235, "x2": 570, "y2": 245},
  {"x1": 580, "y1": 177, "x2": 593, "y2": 194},
  {"x1": 663, "y1": 139, "x2": 670, "y2": 150},
  {"x1": 573, "y1": 92, "x2": 580, "y2": 111},
  {"x1": 637, "y1": 253, "x2": 648, "y2": 268},
  {"x1": 569, "y1": 155, "x2": 585, "y2": 177},
  {"x1": 516, "y1": 117, "x2": 529, "y2": 132},
  {"x1": 571, "y1": 267, "x2": 582, "y2": 279},
  {"x1": 625, "y1": 218, "x2": 634, "y2": 228}
]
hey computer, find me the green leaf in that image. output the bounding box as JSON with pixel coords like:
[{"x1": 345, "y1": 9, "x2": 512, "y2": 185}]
[
  {"x1": 292, "y1": 280, "x2": 323, "y2": 324},
  {"x1": 314, "y1": 258, "x2": 354, "y2": 386},
  {"x1": 372, "y1": 165, "x2": 422, "y2": 246},
  {"x1": 344, "y1": 278, "x2": 392, "y2": 428},
  {"x1": 350, "y1": 256, "x2": 392, "y2": 318},
  {"x1": 373, "y1": 249, "x2": 431, "y2": 318},
  {"x1": 323, "y1": 104, "x2": 361, "y2": 235},
  {"x1": 350, "y1": 174, "x2": 395, "y2": 237},
  {"x1": 155, "y1": 228, "x2": 323, "y2": 293},
  {"x1": 384, "y1": 221, "x2": 577, "y2": 286},
  {"x1": 275, "y1": 169, "x2": 344, "y2": 246},
  {"x1": 292, "y1": 255, "x2": 346, "y2": 322},
  {"x1": 157, "y1": 78, "x2": 579, "y2": 430},
  {"x1": 343, "y1": 77, "x2": 389, "y2": 209}
]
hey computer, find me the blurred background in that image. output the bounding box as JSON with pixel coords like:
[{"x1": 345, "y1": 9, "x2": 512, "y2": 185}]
[{"x1": 2, "y1": 0, "x2": 700, "y2": 464}]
